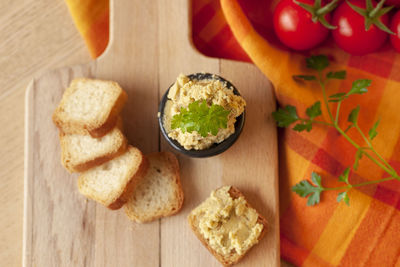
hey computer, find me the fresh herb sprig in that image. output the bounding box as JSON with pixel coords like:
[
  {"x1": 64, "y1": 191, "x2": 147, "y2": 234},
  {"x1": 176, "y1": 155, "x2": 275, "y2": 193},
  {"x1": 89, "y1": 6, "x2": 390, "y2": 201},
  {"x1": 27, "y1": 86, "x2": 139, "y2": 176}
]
[
  {"x1": 273, "y1": 55, "x2": 400, "y2": 206},
  {"x1": 171, "y1": 100, "x2": 230, "y2": 137}
]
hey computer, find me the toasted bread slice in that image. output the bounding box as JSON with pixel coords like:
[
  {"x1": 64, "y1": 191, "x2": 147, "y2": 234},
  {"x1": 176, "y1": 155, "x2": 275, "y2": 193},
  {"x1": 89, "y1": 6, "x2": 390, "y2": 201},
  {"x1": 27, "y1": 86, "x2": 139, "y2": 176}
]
[
  {"x1": 124, "y1": 152, "x2": 184, "y2": 223},
  {"x1": 188, "y1": 186, "x2": 268, "y2": 266},
  {"x1": 78, "y1": 146, "x2": 148, "y2": 210},
  {"x1": 60, "y1": 118, "x2": 127, "y2": 173},
  {"x1": 53, "y1": 78, "x2": 127, "y2": 137}
]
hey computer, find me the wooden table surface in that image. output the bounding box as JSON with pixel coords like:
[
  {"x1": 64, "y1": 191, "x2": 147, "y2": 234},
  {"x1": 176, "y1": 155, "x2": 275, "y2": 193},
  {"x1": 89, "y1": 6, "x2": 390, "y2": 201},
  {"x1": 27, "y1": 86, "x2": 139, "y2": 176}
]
[
  {"x1": 0, "y1": 1, "x2": 292, "y2": 266},
  {"x1": 0, "y1": 1, "x2": 90, "y2": 266}
]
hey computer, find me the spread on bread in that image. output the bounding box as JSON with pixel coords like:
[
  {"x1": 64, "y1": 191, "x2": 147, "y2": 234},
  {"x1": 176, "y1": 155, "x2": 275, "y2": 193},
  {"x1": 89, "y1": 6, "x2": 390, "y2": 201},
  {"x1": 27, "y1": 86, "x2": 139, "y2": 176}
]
[
  {"x1": 163, "y1": 74, "x2": 246, "y2": 150},
  {"x1": 194, "y1": 186, "x2": 263, "y2": 255},
  {"x1": 188, "y1": 186, "x2": 268, "y2": 266}
]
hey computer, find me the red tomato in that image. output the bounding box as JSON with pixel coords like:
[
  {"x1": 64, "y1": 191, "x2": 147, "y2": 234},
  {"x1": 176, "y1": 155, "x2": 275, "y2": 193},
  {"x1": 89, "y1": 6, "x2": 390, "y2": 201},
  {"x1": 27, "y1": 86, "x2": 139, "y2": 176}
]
[
  {"x1": 390, "y1": 11, "x2": 400, "y2": 52},
  {"x1": 385, "y1": 0, "x2": 400, "y2": 7},
  {"x1": 273, "y1": 0, "x2": 330, "y2": 50},
  {"x1": 332, "y1": 0, "x2": 389, "y2": 55}
]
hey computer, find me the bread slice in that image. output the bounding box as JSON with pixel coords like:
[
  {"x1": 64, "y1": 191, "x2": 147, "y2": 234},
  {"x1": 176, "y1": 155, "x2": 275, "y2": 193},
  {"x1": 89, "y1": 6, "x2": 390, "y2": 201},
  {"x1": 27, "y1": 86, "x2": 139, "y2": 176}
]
[
  {"x1": 188, "y1": 186, "x2": 268, "y2": 266},
  {"x1": 124, "y1": 152, "x2": 184, "y2": 223},
  {"x1": 60, "y1": 118, "x2": 127, "y2": 173},
  {"x1": 78, "y1": 146, "x2": 148, "y2": 210},
  {"x1": 53, "y1": 78, "x2": 127, "y2": 137}
]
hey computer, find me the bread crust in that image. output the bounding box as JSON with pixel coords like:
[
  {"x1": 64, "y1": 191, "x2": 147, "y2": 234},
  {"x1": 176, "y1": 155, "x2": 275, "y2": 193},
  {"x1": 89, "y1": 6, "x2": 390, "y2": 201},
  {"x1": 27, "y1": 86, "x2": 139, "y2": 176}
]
[
  {"x1": 188, "y1": 186, "x2": 268, "y2": 266},
  {"x1": 107, "y1": 151, "x2": 149, "y2": 210},
  {"x1": 52, "y1": 78, "x2": 128, "y2": 138},
  {"x1": 161, "y1": 152, "x2": 184, "y2": 217},
  {"x1": 88, "y1": 90, "x2": 127, "y2": 137},
  {"x1": 59, "y1": 117, "x2": 126, "y2": 173},
  {"x1": 60, "y1": 134, "x2": 127, "y2": 173},
  {"x1": 124, "y1": 152, "x2": 184, "y2": 222},
  {"x1": 77, "y1": 147, "x2": 149, "y2": 210}
]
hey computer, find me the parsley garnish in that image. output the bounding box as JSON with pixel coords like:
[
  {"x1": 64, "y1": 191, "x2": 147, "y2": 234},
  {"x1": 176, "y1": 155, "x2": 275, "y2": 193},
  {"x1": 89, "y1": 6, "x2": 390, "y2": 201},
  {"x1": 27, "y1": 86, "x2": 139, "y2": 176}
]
[
  {"x1": 171, "y1": 100, "x2": 230, "y2": 137},
  {"x1": 273, "y1": 55, "x2": 400, "y2": 206},
  {"x1": 292, "y1": 172, "x2": 324, "y2": 206}
]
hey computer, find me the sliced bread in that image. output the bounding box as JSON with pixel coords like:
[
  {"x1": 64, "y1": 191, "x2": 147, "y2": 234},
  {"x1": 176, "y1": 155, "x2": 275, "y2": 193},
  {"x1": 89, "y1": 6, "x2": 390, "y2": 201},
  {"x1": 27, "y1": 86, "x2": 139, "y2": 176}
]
[
  {"x1": 188, "y1": 186, "x2": 268, "y2": 266},
  {"x1": 78, "y1": 146, "x2": 148, "y2": 210},
  {"x1": 53, "y1": 78, "x2": 127, "y2": 137},
  {"x1": 124, "y1": 152, "x2": 184, "y2": 223},
  {"x1": 60, "y1": 118, "x2": 127, "y2": 173}
]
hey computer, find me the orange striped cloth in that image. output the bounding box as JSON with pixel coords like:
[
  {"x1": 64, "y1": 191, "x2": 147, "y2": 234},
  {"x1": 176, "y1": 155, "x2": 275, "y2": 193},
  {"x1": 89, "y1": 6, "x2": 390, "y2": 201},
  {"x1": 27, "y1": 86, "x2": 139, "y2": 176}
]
[
  {"x1": 65, "y1": 0, "x2": 109, "y2": 58},
  {"x1": 66, "y1": 0, "x2": 400, "y2": 266}
]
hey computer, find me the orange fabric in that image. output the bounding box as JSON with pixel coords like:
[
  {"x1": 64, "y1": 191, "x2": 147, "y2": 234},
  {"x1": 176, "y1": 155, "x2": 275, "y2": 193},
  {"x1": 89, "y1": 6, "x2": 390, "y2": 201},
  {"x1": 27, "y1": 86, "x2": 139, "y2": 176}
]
[
  {"x1": 66, "y1": 0, "x2": 400, "y2": 266},
  {"x1": 218, "y1": 0, "x2": 400, "y2": 266},
  {"x1": 65, "y1": 0, "x2": 109, "y2": 58}
]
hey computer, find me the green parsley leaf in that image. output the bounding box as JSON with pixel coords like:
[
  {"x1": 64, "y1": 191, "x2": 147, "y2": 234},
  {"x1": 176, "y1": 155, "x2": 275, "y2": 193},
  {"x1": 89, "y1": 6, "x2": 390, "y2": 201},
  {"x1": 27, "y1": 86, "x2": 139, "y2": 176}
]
[
  {"x1": 329, "y1": 92, "x2": 346, "y2": 99},
  {"x1": 292, "y1": 172, "x2": 324, "y2": 206},
  {"x1": 306, "y1": 101, "x2": 322, "y2": 120},
  {"x1": 368, "y1": 118, "x2": 380, "y2": 140},
  {"x1": 347, "y1": 79, "x2": 371, "y2": 96},
  {"x1": 328, "y1": 92, "x2": 347, "y2": 103},
  {"x1": 293, "y1": 75, "x2": 317, "y2": 81},
  {"x1": 272, "y1": 105, "x2": 299, "y2": 127},
  {"x1": 348, "y1": 106, "x2": 360, "y2": 124},
  {"x1": 337, "y1": 191, "x2": 350, "y2": 205},
  {"x1": 338, "y1": 167, "x2": 351, "y2": 184},
  {"x1": 293, "y1": 122, "x2": 312, "y2": 132},
  {"x1": 311, "y1": 172, "x2": 323, "y2": 187},
  {"x1": 171, "y1": 100, "x2": 230, "y2": 138},
  {"x1": 327, "y1": 70, "x2": 347, "y2": 80},
  {"x1": 306, "y1": 55, "x2": 329, "y2": 71}
]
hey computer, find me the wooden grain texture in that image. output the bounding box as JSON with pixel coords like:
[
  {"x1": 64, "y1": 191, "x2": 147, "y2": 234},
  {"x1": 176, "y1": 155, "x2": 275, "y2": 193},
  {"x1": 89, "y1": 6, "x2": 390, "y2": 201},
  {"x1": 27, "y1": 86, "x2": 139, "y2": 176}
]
[
  {"x1": 157, "y1": 1, "x2": 279, "y2": 266},
  {"x1": 93, "y1": 1, "x2": 160, "y2": 266},
  {"x1": 23, "y1": 0, "x2": 280, "y2": 266},
  {"x1": 24, "y1": 64, "x2": 96, "y2": 267},
  {"x1": 0, "y1": 0, "x2": 91, "y2": 266}
]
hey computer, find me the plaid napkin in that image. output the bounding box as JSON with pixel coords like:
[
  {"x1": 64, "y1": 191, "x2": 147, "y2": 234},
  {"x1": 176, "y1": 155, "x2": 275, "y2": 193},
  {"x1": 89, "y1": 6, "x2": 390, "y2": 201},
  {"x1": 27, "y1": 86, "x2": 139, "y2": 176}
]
[
  {"x1": 66, "y1": 0, "x2": 400, "y2": 266},
  {"x1": 65, "y1": 0, "x2": 109, "y2": 58}
]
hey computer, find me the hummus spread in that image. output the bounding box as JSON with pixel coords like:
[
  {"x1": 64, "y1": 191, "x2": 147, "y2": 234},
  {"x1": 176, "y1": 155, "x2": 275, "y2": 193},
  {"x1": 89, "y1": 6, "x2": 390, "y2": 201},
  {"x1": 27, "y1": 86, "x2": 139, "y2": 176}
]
[
  {"x1": 191, "y1": 186, "x2": 263, "y2": 256},
  {"x1": 163, "y1": 74, "x2": 246, "y2": 150}
]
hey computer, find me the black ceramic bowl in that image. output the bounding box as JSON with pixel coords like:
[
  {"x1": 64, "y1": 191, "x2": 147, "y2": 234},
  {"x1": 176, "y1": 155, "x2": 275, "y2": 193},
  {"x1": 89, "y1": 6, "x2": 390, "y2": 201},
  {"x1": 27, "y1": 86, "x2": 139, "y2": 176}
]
[{"x1": 158, "y1": 73, "x2": 245, "y2": 158}]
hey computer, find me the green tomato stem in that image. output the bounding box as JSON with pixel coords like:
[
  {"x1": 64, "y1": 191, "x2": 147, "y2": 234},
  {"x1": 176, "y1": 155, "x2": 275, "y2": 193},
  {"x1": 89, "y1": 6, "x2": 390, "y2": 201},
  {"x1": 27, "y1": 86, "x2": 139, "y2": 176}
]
[{"x1": 316, "y1": 0, "x2": 339, "y2": 16}]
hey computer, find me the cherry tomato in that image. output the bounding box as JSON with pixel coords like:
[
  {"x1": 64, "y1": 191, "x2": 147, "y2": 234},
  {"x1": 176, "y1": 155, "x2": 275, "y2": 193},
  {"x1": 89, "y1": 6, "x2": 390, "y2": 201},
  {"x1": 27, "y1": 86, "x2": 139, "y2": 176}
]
[
  {"x1": 273, "y1": 0, "x2": 330, "y2": 50},
  {"x1": 385, "y1": 0, "x2": 400, "y2": 7},
  {"x1": 332, "y1": 0, "x2": 389, "y2": 55},
  {"x1": 390, "y1": 11, "x2": 400, "y2": 52}
]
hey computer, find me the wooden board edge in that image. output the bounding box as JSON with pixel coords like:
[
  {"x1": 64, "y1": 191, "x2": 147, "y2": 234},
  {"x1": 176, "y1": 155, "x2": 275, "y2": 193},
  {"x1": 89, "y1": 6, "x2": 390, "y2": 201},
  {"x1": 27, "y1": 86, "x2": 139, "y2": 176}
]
[
  {"x1": 97, "y1": 0, "x2": 221, "y2": 67},
  {"x1": 22, "y1": 63, "x2": 95, "y2": 267},
  {"x1": 23, "y1": 79, "x2": 34, "y2": 267}
]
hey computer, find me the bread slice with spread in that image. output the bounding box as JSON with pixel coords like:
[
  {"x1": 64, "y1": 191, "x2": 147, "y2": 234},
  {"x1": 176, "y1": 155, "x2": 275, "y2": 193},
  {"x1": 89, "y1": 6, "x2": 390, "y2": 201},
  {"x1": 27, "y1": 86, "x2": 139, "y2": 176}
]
[{"x1": 188, "y1": 186, "x2": 268, "y2": 266}]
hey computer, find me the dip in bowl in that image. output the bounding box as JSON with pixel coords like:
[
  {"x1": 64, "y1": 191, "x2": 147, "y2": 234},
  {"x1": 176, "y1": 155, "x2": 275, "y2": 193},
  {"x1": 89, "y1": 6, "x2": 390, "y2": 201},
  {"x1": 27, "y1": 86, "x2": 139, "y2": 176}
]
[{"x1": 158, "y1": 73, "x2": 245, "y2": 158}]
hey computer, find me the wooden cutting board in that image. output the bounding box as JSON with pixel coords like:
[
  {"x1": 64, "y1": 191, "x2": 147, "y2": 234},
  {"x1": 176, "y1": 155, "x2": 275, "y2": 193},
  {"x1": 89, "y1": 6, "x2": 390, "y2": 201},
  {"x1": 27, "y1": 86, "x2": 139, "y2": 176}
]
[{"x1": 23, "y1": 0, "x2": 279, "y2": 266}]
